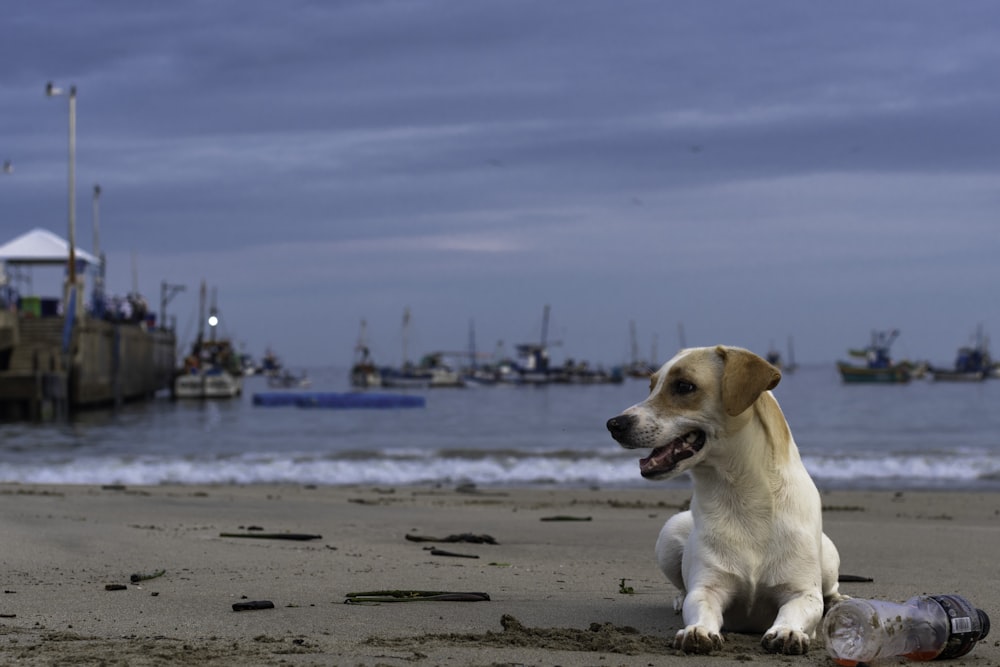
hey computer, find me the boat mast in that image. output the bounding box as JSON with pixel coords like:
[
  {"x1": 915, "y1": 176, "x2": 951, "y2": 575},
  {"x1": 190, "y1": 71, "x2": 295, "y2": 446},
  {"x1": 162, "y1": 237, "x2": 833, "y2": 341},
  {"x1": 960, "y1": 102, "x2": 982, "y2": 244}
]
[
  {"x1": 402, "y1": 307, "x2": 411, "y2": 367},
  {"x1": 209, "y1": 287, "x2": 218, "y2": 342},
  {"x1": 197, "y1": 280, "x2": 206, "y2": 348},
  {"x1": 629, "y1": 320, "x2": 639, "y2": 366},
  {"x1": 468, "y1": 319, "x2": 478, "y2": 371},
  {"x1": 540, "y1": 304, "x2": 550, "y2": 348}
]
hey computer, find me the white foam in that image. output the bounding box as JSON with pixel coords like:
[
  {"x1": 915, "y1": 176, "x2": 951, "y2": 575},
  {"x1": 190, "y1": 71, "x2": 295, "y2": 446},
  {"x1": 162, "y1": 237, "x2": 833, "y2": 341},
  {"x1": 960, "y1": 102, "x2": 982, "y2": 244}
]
[{"x1": 1, "y1": 450, "x2": 998, "y2": 489}]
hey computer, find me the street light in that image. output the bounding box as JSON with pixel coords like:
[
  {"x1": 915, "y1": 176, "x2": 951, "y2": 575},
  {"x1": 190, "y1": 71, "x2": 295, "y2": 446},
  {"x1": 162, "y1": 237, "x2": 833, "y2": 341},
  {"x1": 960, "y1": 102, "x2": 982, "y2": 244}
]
[
  {"x1": 45, "y1": 81, "x2": 78, "y2": 288},
  {"x1": 92, "y1": 183, "x2": 104, "y2": 299}
]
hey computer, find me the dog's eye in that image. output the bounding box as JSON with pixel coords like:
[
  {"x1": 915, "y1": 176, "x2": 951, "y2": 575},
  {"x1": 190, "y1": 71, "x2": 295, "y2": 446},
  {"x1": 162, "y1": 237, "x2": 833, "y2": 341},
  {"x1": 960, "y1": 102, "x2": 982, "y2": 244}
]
[{"x1": 672, "y1": 380, "x2": 697, "y2": 395}]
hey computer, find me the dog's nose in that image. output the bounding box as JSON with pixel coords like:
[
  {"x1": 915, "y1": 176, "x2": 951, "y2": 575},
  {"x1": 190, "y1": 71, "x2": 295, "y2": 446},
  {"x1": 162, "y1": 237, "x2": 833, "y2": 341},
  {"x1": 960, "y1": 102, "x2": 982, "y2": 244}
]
[{"x1": 606, "y1": 414, "x2": 635, "y2": 441}]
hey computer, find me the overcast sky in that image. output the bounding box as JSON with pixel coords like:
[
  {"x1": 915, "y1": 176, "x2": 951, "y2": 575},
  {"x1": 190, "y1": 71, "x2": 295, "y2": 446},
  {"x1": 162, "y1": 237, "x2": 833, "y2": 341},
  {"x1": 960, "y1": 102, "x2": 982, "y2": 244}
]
[{"x1": 2, "y1": 1, "x2": 999, "y2": 370}]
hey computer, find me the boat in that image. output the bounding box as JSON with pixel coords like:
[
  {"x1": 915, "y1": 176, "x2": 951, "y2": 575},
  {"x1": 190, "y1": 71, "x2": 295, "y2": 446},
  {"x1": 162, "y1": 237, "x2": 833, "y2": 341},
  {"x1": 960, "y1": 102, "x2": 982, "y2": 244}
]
[
  {"x1": 765, "y1": 336, "x2": 799, "y2": 374},
  {"x1": 267, "y1": 369, "x2": 311, "y2": 389},
  {"x1": 549, "y1": 359, "x2": 624, "y2": 384},
  {"x1": 0, "y1": 228, "x2": 177, "y2": 420},
  {"x1": 378, "y1": 308, "x2": 465, "y2": 389},
  {"x1": 381, "y1": 352, "x2": 464, "y2": 388},
  {"x1": 172, "y1": 281, "x2": 243, "y2": 399},
  {"x1": 930, "y1": 328, "x2": 991, "y2": 382},
  {"x1": 836, "y1": 329, "x2": 912, "y2": 384},
  {"x1": 257, "y1": 347, "x2": 283, "y2": 377},
  {"x1": 784, "y1": 336, "x2": 799, "y2": 374},
  {"x1": 253, "y1": 391, "x2": 425, "y2": 409},
  {"x1": 765, "y1": 341, "x2": 782, "y2": 370},
  {"x1": 624, "y1": 320, "x2": 657, "y2": 378},
  {"x1": 349, "y1": 319, "x2": 382, "y2": 388},
  {"x1": 503, "y1": 304, "x2": 558, "y2": 384}
]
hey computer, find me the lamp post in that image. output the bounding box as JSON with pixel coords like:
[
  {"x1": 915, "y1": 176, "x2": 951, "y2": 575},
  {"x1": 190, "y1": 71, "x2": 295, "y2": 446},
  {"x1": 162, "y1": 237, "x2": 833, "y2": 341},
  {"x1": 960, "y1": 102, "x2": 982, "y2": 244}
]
[
  {"x1": 45, "y1": 82, "x2": 78, "y2": 288},
  {"x1": 92, "y1": 183, "x2": 104, "y2": 301}
]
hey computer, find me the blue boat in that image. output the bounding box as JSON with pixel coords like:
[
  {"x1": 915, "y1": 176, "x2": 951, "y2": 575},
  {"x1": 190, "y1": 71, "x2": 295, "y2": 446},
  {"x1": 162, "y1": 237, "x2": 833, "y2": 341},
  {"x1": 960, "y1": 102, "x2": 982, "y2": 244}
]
[
  {"x1": 252, "y1": 392, "x2": 425, "y2": 409},
  {"x1": 930, "y1": 327, "x2": 991, "y2": 382}
]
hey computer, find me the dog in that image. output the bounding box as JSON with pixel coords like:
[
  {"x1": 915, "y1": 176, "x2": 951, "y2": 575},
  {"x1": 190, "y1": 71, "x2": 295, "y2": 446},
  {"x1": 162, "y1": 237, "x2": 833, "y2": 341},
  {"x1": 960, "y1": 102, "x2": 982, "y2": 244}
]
[{"x1": 606, "y1": 345, "x2": 844, "y2": 655}]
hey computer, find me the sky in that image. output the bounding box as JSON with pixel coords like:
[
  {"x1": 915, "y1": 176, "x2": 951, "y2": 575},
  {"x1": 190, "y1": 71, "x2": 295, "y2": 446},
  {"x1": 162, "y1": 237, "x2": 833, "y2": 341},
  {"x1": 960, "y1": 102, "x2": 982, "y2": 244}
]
[{"x1": 2, "y1": 1, "x2": 999, "y2": 370}]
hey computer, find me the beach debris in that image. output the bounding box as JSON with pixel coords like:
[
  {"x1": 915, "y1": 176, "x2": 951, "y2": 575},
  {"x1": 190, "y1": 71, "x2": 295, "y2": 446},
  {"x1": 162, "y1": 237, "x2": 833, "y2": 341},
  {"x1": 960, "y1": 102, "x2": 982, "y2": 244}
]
[
  {"x1": 219, "y1": 532, "x2": 322, "y2": 541},
  {"x1": 105, "y1": 584, "x2": 127, "y2": 591},
  {"x1": 618, "y1": 578, "x2": 635, "y2": 594},
  {"x1": 405, "y1": 532, "x2": 498, "y2": 544},
  {"x1": 366, "y1": 613, "x2": 673, "y2": 654},
  {"x1": 428, "y1": 548, "x2": 479, "y2": 559},
  {"x1": 454, "y1": 483, "x2": 509, "y2": 497},
  {"x1": 345, "y1": 590, "x2": 490, "y2": 604},
  {"x1": 0, "y1": 614, "x2": 16, "y2": 618},
  {"x1": 540, "y1": 515, "x2": 592, "y2": 522},
  {"x1": 232, "y1": 600, "x2": 275, "y2": 612},
  {"x1": 838, "y1": 574, "x2": 875, "y2": 583},
  {"x1": 130, "y1": 569, "x2": 166, "y2": 583}
]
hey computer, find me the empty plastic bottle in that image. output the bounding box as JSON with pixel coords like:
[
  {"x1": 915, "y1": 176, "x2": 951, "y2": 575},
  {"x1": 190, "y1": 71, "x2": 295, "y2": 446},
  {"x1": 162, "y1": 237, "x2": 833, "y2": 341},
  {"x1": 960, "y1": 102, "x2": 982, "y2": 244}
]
[{"x1": 823, "y1": 594, "x2": 990, "y2": 665}]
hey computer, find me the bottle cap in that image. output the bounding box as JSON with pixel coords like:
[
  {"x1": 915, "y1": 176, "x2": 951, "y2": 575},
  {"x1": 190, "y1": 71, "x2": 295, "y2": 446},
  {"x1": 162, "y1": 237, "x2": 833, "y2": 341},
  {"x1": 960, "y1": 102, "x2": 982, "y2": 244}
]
[
  {"x1": 976, "y1": 608, "x2": 990, "y2": 641},
  {"x1": 929, "y1": 595, "x2": 990, "y2": 659}
]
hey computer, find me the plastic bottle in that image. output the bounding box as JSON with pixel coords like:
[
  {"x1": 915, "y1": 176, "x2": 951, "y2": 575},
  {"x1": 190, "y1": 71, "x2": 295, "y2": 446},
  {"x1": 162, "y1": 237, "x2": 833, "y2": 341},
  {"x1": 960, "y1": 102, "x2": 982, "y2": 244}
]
[{"x1": 823, "y1": 595, "x2": 990, "y2": 665}]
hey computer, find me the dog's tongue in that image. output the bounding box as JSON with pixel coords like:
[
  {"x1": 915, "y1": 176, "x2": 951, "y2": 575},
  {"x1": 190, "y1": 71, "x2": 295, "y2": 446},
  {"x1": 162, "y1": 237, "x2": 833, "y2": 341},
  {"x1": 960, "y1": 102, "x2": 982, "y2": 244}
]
[{"x1": 639, "y1": 439, "x2": 695, "y2": 476}]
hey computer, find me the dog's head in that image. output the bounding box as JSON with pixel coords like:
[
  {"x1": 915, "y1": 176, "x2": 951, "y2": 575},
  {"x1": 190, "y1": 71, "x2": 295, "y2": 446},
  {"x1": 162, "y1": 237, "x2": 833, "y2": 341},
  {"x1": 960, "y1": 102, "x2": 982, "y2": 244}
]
[{"x1": 606, "y1": 345, "x2": 781, "y2": 480}]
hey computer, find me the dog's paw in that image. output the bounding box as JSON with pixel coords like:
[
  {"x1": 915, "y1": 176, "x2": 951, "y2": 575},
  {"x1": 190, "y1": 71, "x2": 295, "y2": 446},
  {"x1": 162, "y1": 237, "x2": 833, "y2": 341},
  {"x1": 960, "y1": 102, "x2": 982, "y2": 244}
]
[
  {"x1": 761, "y1": 626, "x2": 810, "y2": 655},
  {"x1": 673, "y1": 625, "x2": 723, "y2": 654}
]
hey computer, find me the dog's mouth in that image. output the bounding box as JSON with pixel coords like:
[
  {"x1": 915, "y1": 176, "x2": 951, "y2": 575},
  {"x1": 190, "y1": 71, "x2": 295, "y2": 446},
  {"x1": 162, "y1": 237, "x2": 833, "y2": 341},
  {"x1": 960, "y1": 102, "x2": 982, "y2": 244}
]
[{"x1": 639, "y1": 430, "x2": 706, "y2": 478}]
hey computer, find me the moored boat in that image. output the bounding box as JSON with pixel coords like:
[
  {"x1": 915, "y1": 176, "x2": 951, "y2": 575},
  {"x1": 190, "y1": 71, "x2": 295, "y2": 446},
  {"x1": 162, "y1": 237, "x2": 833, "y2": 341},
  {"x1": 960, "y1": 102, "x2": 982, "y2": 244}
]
[
  {"x1": 349, "y1": 319, "x2": 382, "y2": 388},
  {"x1": 837, "y1": 329, "x2": 911, "y2": 384},
  {"x1": 930, "y1": 328, "x2": 991, "y2": 382},
  {"x1": 836, "y1": 362, "x2": 912, "y2": 384},
  {"x1": 172, "y1": 281, "x2": 243, "y2": 399}
]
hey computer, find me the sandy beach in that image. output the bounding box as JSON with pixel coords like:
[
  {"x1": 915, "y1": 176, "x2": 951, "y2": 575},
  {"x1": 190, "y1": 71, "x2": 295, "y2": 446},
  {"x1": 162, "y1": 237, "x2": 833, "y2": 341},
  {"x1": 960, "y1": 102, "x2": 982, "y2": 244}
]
[{"x1": 0, "y1": 483, "x2": 997, "y2": 666}]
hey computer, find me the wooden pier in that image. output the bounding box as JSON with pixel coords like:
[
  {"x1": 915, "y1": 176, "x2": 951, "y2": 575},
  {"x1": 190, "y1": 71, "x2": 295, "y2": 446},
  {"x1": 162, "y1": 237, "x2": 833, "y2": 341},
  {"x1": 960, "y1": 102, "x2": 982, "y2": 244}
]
[{"x1": 0, "y1": 311, "x2": 175, "y2": 421}]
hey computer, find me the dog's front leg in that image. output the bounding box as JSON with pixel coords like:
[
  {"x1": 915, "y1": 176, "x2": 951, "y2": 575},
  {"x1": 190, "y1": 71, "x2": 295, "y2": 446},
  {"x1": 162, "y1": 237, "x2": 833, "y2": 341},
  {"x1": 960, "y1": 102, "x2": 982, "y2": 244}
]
[
  {"x1": 761, "y1": 591, "x2": 823, "y2": 655},
  {"x1": 675, "y1": 586, "x2": 727, "y2": 653}
]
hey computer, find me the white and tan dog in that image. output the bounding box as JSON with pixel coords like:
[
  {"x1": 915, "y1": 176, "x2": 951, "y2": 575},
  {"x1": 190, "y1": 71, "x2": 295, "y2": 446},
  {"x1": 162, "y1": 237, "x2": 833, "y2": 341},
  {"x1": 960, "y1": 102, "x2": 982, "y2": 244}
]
[{"x1": 606, "y1": 345, "x2": 844, "y2": 655}]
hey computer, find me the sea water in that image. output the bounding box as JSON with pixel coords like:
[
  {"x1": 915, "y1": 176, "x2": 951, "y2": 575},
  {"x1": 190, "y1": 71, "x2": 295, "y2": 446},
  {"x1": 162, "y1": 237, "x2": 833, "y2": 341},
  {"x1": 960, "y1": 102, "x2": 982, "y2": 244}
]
[{"x1": 1, "y1": 364, "x2": 999, "y2": 490}]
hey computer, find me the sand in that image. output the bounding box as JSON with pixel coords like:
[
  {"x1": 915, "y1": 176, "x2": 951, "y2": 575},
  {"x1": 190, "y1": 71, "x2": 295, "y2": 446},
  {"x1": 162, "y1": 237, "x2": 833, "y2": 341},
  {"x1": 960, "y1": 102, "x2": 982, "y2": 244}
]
[{"x1": 0, "y1": 482, "x2": 997, "y2": 666}]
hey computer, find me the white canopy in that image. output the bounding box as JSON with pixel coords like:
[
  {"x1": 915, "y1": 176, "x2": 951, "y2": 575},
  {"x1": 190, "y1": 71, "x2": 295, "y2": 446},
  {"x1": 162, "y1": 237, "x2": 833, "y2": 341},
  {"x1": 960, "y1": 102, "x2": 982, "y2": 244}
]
[{"x1": 0, "y1": 228, "x2": 98, "y2": 266}]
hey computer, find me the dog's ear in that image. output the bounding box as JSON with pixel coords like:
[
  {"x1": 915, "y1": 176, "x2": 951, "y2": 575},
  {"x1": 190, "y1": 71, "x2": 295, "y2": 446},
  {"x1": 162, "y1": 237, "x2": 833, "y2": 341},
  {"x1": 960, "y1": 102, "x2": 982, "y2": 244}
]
[{"x1": 717, "y1": 346, "x2": 782, "y2": 416}]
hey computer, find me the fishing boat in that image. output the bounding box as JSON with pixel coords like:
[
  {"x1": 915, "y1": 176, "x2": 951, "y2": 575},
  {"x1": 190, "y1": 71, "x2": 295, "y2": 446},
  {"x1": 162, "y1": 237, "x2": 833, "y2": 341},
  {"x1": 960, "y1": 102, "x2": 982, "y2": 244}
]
[
  {"x1": 930, "y1": 328, "x2": 991, "y2": 382},
  {"x1": 0, "y1": 228, "x2": 177, "y2": 420},
  {"x1": 382, "y1": 353, "x2": 464, "y2": 388},
  {"x1": 349, "y1": 319, "x2": 382, "y2": 388},
  {"x1": 836, "y1": 329, "x2": 912, "y2": 384},
  {"x1": 267, "y1": 369, "x2": 311, "y2": 389},
  {"x1": 549, "y1": 359, "x2": 624, "y2": 384},
  {"x1": 504, "y1": 304, "x2": 558, "y2": 384},
  {"x1": 173, "y1": 282, "x2": 243, "y2": 399},
  {"x1": 784, "y1": 336, "x2": 799, "y2": 374},
  {"x1": 378, "y1": 308, "x2": 465, "y2": 389},
  {"x1": 258, "y1": 347, "x2": 283, "y2": 377},
  {"x1": 624, "y1": 320, "x2": 657, "y2": 378},
  {"x1": 765, "y1": 341, "x2": 782, "y2": 370}
]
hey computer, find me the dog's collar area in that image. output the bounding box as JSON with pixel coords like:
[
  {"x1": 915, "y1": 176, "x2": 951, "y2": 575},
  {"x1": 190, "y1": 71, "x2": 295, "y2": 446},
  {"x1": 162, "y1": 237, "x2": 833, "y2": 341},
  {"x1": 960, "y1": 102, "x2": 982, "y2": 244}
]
[{"x1": 639, "y1": 430, "x2": 706, "y2": 478}]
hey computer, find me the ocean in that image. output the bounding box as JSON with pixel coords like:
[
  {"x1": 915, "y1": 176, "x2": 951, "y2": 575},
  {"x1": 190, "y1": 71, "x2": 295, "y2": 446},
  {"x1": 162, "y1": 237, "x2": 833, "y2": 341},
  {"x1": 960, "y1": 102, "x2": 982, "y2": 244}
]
[{"x1": 2, "y1": 364, "x2": 999, "y2": 491}]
